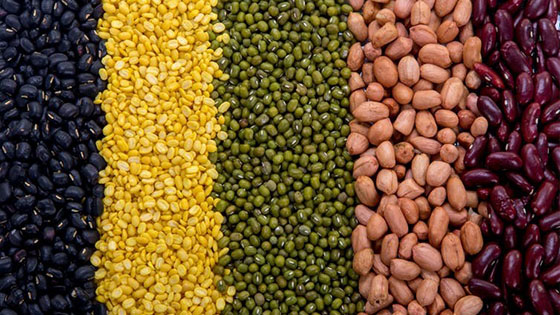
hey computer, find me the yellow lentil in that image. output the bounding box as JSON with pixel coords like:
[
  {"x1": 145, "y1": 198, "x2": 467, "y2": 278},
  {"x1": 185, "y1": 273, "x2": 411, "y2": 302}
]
[{"x1": 92, "y1": 0, "x2": 232, "y2": 313}]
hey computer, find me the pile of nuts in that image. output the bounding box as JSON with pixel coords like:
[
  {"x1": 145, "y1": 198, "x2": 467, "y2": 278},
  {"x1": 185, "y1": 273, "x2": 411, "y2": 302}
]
[{"x1": 346, "y1": 0, "x2": 490, "y2": 313}]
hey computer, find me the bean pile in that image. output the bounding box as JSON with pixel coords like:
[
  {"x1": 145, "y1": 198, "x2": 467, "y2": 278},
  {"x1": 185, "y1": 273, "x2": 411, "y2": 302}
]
[
  {"x1": 0, "y1": 0, "x2": 107, "y2": 314},
  {"x1": 461, "y1": 0, "x2": 560, "y2": 313},
  {"x1": 346, "y1": 0, "x2": 493, "y2": 313},
  {"x1": 89, "y1": 0, "x2": 230, "y2": 314},
  {"x1": 210, "y1": 0, "x2": 361, "y2": 313}
]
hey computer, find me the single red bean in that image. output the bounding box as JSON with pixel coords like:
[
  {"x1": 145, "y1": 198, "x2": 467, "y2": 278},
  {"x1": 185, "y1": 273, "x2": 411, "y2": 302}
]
[
  {"x1": 506, "y1": 171, "x2": 534, "y2": 194},
  {"x1": 543, "y1": 169, "x2": 559, "y2": 185},
  {"x1": 552, "y1": 147, "x2": 560, "y2": 174},
  {"x1": 486, "y1": 152, "x2": 523, "y2": 171},
  {"x1": 541, "y1": 100, "x2": 560, "y2": 124},
  {"x1": 490, "y1": 185, "x2": 516, "y2": 221},
  {"x1": 544, "y1": 232, "x2": 560, "y2": 266},
  {"x1": 501, "y1": 41, "x2": 532, "y2": 74},
  {"x1": 550, "y1": 289, "x2": 560, "y2": 313},
  {"x1": 465, "y1": 136, "x2": 488, "y2": 168},
  {"x1": 534, "y1": 71, "x2": 553, "y2": 105},
  {"x1": 523, "y1": 224, "x2": 542, "y2": 248},
  {"x1": 474, "y1": 63, "x2": 506, "y2": 89},
  {"x1": 462, "y1": 169, "x2": 500, "y2": 187},
  {"x1": 472, "y1": 0, "x2": 487, "y2": 26},
  {"x1": 499, "y1": 0, "x2": 523, "y2": 14},
  {"x1": 529, "y1": 280, "x2": 554, "y2": 315},
  {"x1": 489, "y1": 204, "x2": 505, "y2": 236},
  {"x1": 477, "y1": 96, "x2": 503, "y2": 126},
  {"x1": 538, "y1": 19, "x2": 560, "y2": 56},
  {"x1": 516, "y1": 72, "x2": 534, "y2": 104},
  {"x1": 506, "y1": 130, "x2": 522, "y2": 153},
  {"x1": 525, "y1": 244, "x2": 545, "y2": 279},
  {"x1": 543, "y1": 122, "x2": 560, "y2": 140},
  {"x1": 531, "y1": 181, "x2": 558, "y2": 216},
  {"x1": 525, "y1": 0, "x2": 549, "y2": 19},
  {"x1": 539, "y1": 211, "x2": 560, "y2": 232},
  {"x1": 481, "y1": 23, "x2": 497, "y2": 56},
  {"x1": 487, "y1": 0, "x2": 498, "y2": 9},
  {"x1": 489, "y1": 302, "x2": 506, "y2": 315},
  {"x1": 513, "y1": 7, "x2": 525, "y2": 29},
  {"x1": 513, "y1": 198, "x2": 531, "y2": 229},
  {"x1": 546, "y1": 57, "x2": 560, "y2": 84},
  {"x1": 481, "y1": 86, "x2": 502, "y2": 103},
  {"x1": 487, "y1": 136, "x2": 502, "y2": 153},
  {"x1": 521, "y1": 144, "x2": 545, "y2": 183},
  {"x1": 542, "y1": 264, "x2": 560, "y2": 286},
  {"x1": 535, "y1": 44, "x2": 547, "y2": 73},
  {"x1": 503, "y1": 249, "x2": 522, "y2": 289},
  {"x1": 468, "y1": 279, "x2": 502, "y2": 299},
  {"x1": 488, "y1": 50, "x2": 501, "y2": 66},
  {"x1": 480, "y1": 218, "x2": 491, "y2": 236},
  {"x1": 477, "y1": 187, "x2": 491, "y2": 200},
  {"x1": 551, "y1": 81, "x2": 559, "y2": 100},
  {"x1": 535, "y1": 133, "x2": 549, "y2": 165},
  {"x1": 495, "y1": 9, "x2": 514, "y2": 44},
  {"x1": 548, "y1": 0, "x2": 559, "y2": 24},
  {"x1": 503, "y1": 225, "x2": 517, "y2": 249},
  {"x1": 521, "y1": 102, "x2": 541, "y2": 143},
  {"x1": 488, "y1": 260, "x2": 501, "y2": 283},
  {"x1": 515, "y1": 19, "x2": 536, "y2": 55},
  {"x1": 472, "y1": 243, "x2": 502, "y2": 279},
  {"x1": 496, "y1": 122, "x2": 510, "y2": 143},
  {"x1": 497, "y1": 62, "x2": 515, "y2": 89}
]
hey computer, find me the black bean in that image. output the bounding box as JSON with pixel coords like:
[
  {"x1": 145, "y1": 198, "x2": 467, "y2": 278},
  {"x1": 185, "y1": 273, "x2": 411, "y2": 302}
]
[{"x1": 0, "y1": 256, "x2": 11, "y2": 273}]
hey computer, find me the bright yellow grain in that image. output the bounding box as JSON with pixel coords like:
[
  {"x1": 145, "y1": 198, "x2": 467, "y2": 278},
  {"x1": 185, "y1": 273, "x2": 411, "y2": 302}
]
[{"x1": 92, "y1": 0, "x2": 232, "y2": 313}]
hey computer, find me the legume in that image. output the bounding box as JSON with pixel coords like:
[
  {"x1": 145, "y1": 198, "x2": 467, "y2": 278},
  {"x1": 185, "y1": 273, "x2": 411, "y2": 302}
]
[
  {"x1": 0, "y1": 0, "x2": 107, "y2": 313},
  {"x1": 90, "y1": 0, "x2": 231, "y2": 314},
  {"x1": 210, "y1": 0, "x2": 360, "y2": 313}
]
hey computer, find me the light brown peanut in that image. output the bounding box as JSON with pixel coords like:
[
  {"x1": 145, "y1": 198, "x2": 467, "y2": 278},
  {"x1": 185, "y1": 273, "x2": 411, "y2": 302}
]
[
  {"x1": 353, "y1": 101, "x2": 390, "y2": 123},
  {"x1": 390, "y1": 259, "x2": 421, "y2": 281},
  {"x1": 381, "y1": 233, "x2": 399, "y2": 266},
  {"x1": 398, "y1": 233, "x2": 418, "y2": 259},
  {"x1": 389, "y1": 276, "x2": 414, "y2": 305},
  {"x1": 460, "y1": 221, "x2": 483, "y2": 255},
  {"x1": 352, "y1": 225, "x2": 372, "y2": 252},
  {"x1": 353, "y1": 248, "x2": 375, "y2": 276},
  {"x1": 367, "y1": 212, "x2": 388, "y2": 241},
  {"x1": 416, "y1": 279, "x2": 439, "y2": 306},
  {"x1": 453, "y1": 295, "x2": 482, "y2": 315},
  {"x1": 428, "y1": 206, "x2": 449, "y2": 248},
  {"x1": 376, "y1": 169, "x2": 399, "y2": 195},
  {"x1": 441, "y1": 233, "x2": 465, "y2": 271},
  {"x1": 353, "y1": 155, "x2": 379, "y2": 178},
  {"x1": 384, "y1": 204, "x2": 409, "y2": 237},
  {"x1": 374, "y1": 56, "x2": 399, "y2": 87},
  {"x1": 393, "y1": 107, "x2": 416, "y2": 135},
  {"x1": 368, "y1": 274, "x2": 390, "y2": 305},
  {"x1": 412, "y1": 243, "x2": 443, "y2": 271},
  {"x1": 376, "y1": 140, "x2": 396, "y2": 168},
  {"x1": 347, "y1": 132, "x2": 369, "y2": 155},
  {"x1": 349, "y1": 12, "x2": 368, "y2": 42},
  {"x1": 355, "y1": 176, "x2": 379, "y2": 207}
]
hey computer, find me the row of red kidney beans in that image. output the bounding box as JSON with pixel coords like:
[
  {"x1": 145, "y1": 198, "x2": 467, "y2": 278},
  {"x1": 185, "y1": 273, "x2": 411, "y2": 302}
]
[{"x1": 459, "y1": 0, "x2": 560, "y2": 314}]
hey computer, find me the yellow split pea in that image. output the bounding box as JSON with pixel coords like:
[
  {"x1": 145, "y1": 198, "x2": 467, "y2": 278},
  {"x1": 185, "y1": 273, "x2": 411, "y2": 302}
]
[{"x1": 91, "y1": 0, "x2": 233, "y2": 313}]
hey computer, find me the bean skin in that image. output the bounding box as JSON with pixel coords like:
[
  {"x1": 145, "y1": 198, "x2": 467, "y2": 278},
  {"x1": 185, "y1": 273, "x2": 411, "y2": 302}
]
[
  {"x1": 472, "y1": 243, "x2": 502, "y2": 279},
  {"x1": 525, "y1": 0, "x2": 548, "y2": 19},
  {"x1": 497, "y1": 62, "x2": 515, "y2": 89},
  {"x1": 488, "y1": 50, "x2": 501, "y2": 65},
  {"x1": 477, "y1": 96, "x2": 503, "y2": 126},
  {"x1": 489, "y1": 205, "x2": 505, "y2": 236},
  {"x1": 521, "y1": 144, "x2": 544, "y2": 183},
  {"x1": 465, "y1": 136, "x2": 488, "y2": 168},
  {"x1": 481, "y1": 86, "x2": 502, "y2": 103},
  {"x1": 498, "y1": 0, "x2": 523, "y2": 14},
  {"x1": 502, "y1": 250, "x2": 522, "y2": 289},
  {"x1": 542, "y1": 265, "x2": 560, "y2": 286},
  {"x1": 546, "y1": 57, "x2": 560, "y2": 84},
  {"x1": 552, "y1": 147, "x2": 560, "y2": 174},
  {"x1": 489, "y1": 302, "x2": 507, "y2": 315},
  {"x1": 543, "y1": 122, "x2": 560, "y2": 140},
  {"x1": 474, "y1": 64, "x2": 506, "y2": 90},
  {"x1": 529, "y1": 280, "x2": 554, "y2": 315},
  {"x1": 495, "y1": 10, "x2": 514, "y2": 44},
  {"x1": 487, "y1": 136, "x2": 502, "y2": 154},
  {"x1": 481, "y1": 23, "x2": 497, "y2": 56},
  {"x1": 490, "y1": 185, "x2": 516, "y2": 221},
  {"x1": 549, "y1": 289, "x2": 560, "y2": 313},
  {"x1": 515, "y1": 19, "x2": 536, "y2": 55},
  {"x1": 468, "y1": 279, "x2": 502, "y2": 299},
  {"x1": 525, "y1": 244, "x2": 545, "y2": 279},
  {"x1": 501, "y1": 41, "x2": 532, "y2": 74},
  {"x1": 513, "y1": 198, "x2": 531, "y2": 229},
  {"x1": 486, "y1": 152, "x2": 522, "y2": 171},
  {"x1": 535, "y1": 44, "x2": 547, "y2": 73},
  {"x1": 472, "y1": 0, "x2": 487, "y2": 26},
  {"x1": 533, "y1": 71, "x2": 553, "y2": 105},
  {"x1": 538, "y1": 18, "x2": 559, "y2": 56},
  {"x1": 544, "y1": 232, "x2": 559, "y2": 266},
  {"x1": 516, "y1": 72, "x2": 534, "y2": 104},
  {"x1": 505, "y1": 131, "x2": 522, "y2": 153},
  {"x1": 521, "y1": 102, "x2": 541, "y2": 143},
  {"x1": 503, "y1": 225, "x2": 518, "y2": 249},
  {"x1": 541, "y1": 100, "x2": 560, "y2": 124},
  {"x1": 547, "y1": 0, "x2": 558, "y2": 24},
  {"x1": 539, "y1": 211, "x2": 560, "y2": 232},
  {"x1": 535, "y1": 133, "x2": 549, "y2": 164},
  {"x1": 531, "y1": 181, "x2": 558, "y2": 216},
  {"x1": 462, "y1": 169, "x2": 500, "y2": 187},
  {"x1": 496, "y1": 122, "x2": 510, "y2": 143},
  {"x1": 523, "y1": 224, "x2": 542, "y2": 248}
]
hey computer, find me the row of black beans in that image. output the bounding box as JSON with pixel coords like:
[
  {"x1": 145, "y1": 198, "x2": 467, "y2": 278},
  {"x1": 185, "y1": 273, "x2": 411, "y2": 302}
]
[{"x1": 0, "y1": 0, "x2": 107, "y2": 314}]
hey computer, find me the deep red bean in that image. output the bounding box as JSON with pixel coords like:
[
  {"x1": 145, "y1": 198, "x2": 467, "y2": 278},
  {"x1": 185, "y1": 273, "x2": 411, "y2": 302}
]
[
  {"x1": 529, "y1": 280, "x2": 554, "y2": 315},
  {"x1": 544, "y1": 232, "x2": 560, "y2": 266},
  {"x1": 475, "y1": 63, "x2": 506, "y2": 89},
  {"x1": 538, "y1": 19, "x2": 560, "y2": 56},
  {"x1": 465, "y1": 136, "x2": 488, "y2": 168},
  {"x1": 478, "y1": 96, "x2": 504, "y2": 126},
  {"x1": 481, "y1": 218, "x2": 491, "y2": 236},
  {"x1": 481, "y1": 23, "x2": 497, "y2": 56},
  {"x1": 506, "y1": 131, "x2": 522, "y2": 153},
  {"x1": 490, "y1": 185, "x2": 516, "y2": 221},
  {"x1": 531, "y1": 181, "x2": 558, "y2": 216},
  {"x1": 513, "y1": 198, "x2": 531, "y2": 229},
  {"x1": 550, "y1": 289, "x2": 560, "y2": 313},
  {"x1": 523, "y1": 224, "x2": 542, "y2": 248},
  {"x1": 486, "y1": 152, "x2": 522, "y2": 170},
  {"x1": 521, "y1": 102, "x2": 541, "y2": 143},
  {"x1": 551, "y1": 81, "x2": 559, "y2": 100},
  {"x1": 487, "y1": 0, "x2": 498, "y2": 9},
  {"x1": 552, "y1": 147, "x2": 560, "y2": 173},
  {"x1": 534, "y1": 71, "x2": 553, "y2": 105},
  {"x1": 543, "y1": 169, "x2": 559, "y2": 185},
  {"x1": 477, "y1": 187, "x2": 491, "y2": 200},
  {"x1": 468, "y1": 279, "x2": 502, "y2": 299},
  {"x1": 503, "y1": 225, "x2": 517, "y2": 249},
  {"x1": 481, "y1": 86, "x2": 502, "y2": 103},
  {"x1": 499, "y1": 0, "x2": 523, "y2": 14},
  {"x1": 500, "y1": 90, "x2": 519, "y2": 123},
  {"x1": 497, "y1": 62, "x2": 515, "y2": 89},
  {"x1": 516, "y1": 72, "x2": 535, "y2": 104},
  {"x1": 543, "y1": 122, "x2": 560, "y2": 140},
  {"x1": 535, "y1": 44, "x2": 547, "y2": 73},
  {"x1": 521, "y1": 144, "x2": 545, "y2": 183},
  {"x1": 487, "y1": 136, "x2": 502, "y2": 153},
  {"x1": 526, "y1": 244, "x2": 545, "y2": 279},
  {"x1": 489, "y1": 302, "x2": 506, "y2": 315},
  {"x1": 541, "y1": 100, "x2": 560, "y2": 124},
  {"x1": 525, "y1": 0, "x2": 548, "y2": 19},
  {"x1": 488, "y1": 259, "x2": 500, "y2": 283},
  {"x1": 496, "y1": 122, "x2": 510, "y2": 143},
  {"x1": 512, "y1": 294, "x2": 527, "y2": 309},
  {"x1": 515, "y1": 19, "x2": 536, "y2": 55},
  {"x1": 501, "y1": 41, "x2": 532, "y2": 74},
  {"x1": 473, "y1": 243, "x2": 502, "y2": 279},
  {"x1": 547, "y1": 0, "x2": 558, "y2": 24},
  {"x1": 473, "y1": 0, "x2": 487, "y2": 26},
  {"x1": 513, "y1": 7, "x2": 525, "y2": 29},
  {"x1": 462, "y1": 169, "x2": 500, "y2": 187},
  {"x1": 495, "y1": 10, "x2": 514, "y2": 44},
  {"x1": 542, "y1": 264, "x2": 560, "y2": 286},
  {"x1": 489, "y1": 204, "x2": 505, "y2": 236},
  {"x1": 535, "y1": 133, "x2": 549, "y2": 164},
  {"x1": 539, "y1": 211, "x2": 560, "y2": 232},
  {"x1": 488, "y1": 50, "x2": 501, "y2": 65},
  {"x1": 503, "y1": 250, "x2": 522, "y2": 289},
  {"x1": 546, "y1": 57, "x2": 560, "y2": 84}
]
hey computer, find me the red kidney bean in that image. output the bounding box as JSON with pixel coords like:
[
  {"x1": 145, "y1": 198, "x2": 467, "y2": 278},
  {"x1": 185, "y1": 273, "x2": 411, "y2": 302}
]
[
  {"x1": 477, "y1": 187, "x2": 491, "y2": 200},
  {"x1": 525, "y1": 0, "x2": 549, "y2": 19},
  {"x1": 503, "y1": 250, "x2": 522, "y2": 289},
  {"x1": 513, "y1": 198, "x2": 531, "y2": 229},
  {"x1": 503, "y1": 225, "x2": 517, "y2": 249},
  {"x1": 488, "y1": 0, "x2": 498, "y2": 9},
  {"x1": 547, "y1": 0, "x2": 558, "y2": 24},
  {"x1": 478, "y1": 96, "x2": 504, "y2": 126},
  {"x1": 535, "y1": 44, "x2": 547, "y2": 73},
  {"x1": 495, "y1": 10, "x2": 514, "y2": 44},
  {"x1": 551, "y1": 81, "x2": 559, "y2": 100},
  {"x1": 521, "y1": 144, "x2": 545, "y2": 183},
  {"x1": 489, "y1": 302, "x2": 506, "y2": 315},
  {"x1": 462, "y1": 169, "x2": 500, "y2": 187},
  {"x1": 538, "y1": 19, "x2": 560, "y2": 56},
  {"x1": 473, "y1": 243, "x2": 502, "y2": 279},
  {"x1": 531, "y1": 181, "x2": 558, "y2": 216},
  {"x1": 534, "y1": 71, "x2": 553, "y2": 105},
  {"x1": 542, "y1": 265, "x2": 560, "y2": 286},
  {"x1": 481, "y1": 86, "x2": 502, "y2": 103},
  {"x1": 544, "y1": 232, "x2": 559, "y2": 266},
  {"x1": 489, "y1": 205, "x2": 505, "y2": 236},
  {"x1": 546, "y1": 57, "x2": 560, "y2": 84},
  {"x1": 497, "y1": 62, "x2": 515, "y2": 89},
  {"x1": 515, "y1": 19, "x2": 536, "y2": 55},
  {"x1": 552, "y1": 147, "x2": 560, "y2": 173},
  {"x1": 488, "y1": 260, "x2": 501, "y2": 283},
  {"x1": 486, "y1": 152, "x2": 523, "y2": 170},
  {"x1": 487, "y1": 136, "x2": 502, "y2": 153},
  {"x1": 499, "y1": 0, "x2": 524, "y2": 14},
  {"x1": 468, "y1": 279, "x2": 502, "y2": 299},
  {"x1": 543, "y1": 169, "x2": 559, "y2": 185},
  {"x1": 521, "y1": 102, "x2": 541, "y2": 143},
  {"x1": 501, "y1": 41, "x2": 532, "y2": 74},
  {"x1": 523, "y1": 223, "x2": 542, "y2": 248},
  {"x1": 481, "y1": 218, "x2": 491, "y2": 236},
  {"x1": 541, "y1": 100, "x2": 560, "y2": 124},
  {"x1": 516, "y1": 72, "x2": 535, "y2": 104},
  {"x1": 488, "y1": 50, "x2": 501, "y2": 65},
  {"x1": 539, "y1": 211, "x2": 560, "y2": 232},
  {"x1": 496, "y1": 122, "x2": 510, "y2": 143},
  {"x1": 482, "y1": 23, "x2": 497, "y2": 56},
  {"x1": 535, "y1": 133, "x2": 549, "y2": 164},
  {"x1": 490, "y1": 185, "x2": 516, "y2": 221},
  {"x1": 529, "y1": 280, "x2": 554, "y2": 315},
  {"x1": 549, "y1": 289, "x2": 560, "y2": 313},
  {"x1": 475, "y1": 63, "x2": 506, "y2": 90},
  {"x1": 506, "y1": 130, "x2": 522, "y2": 153},
  {"x1": 473, "y1": 0, "x2": 487, "y2": 26},
  {"x1": 465, "y1": 136, "x2": 488, "y2": 168},
  {"x1": 543, "y1": 122, "x2": 560, "y2": 140},
  {"x1": 525, "y1": 244, "x2": 545, "y2": 279}
]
